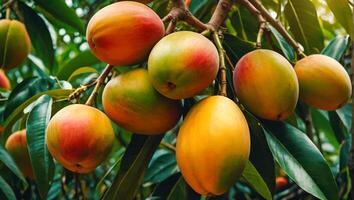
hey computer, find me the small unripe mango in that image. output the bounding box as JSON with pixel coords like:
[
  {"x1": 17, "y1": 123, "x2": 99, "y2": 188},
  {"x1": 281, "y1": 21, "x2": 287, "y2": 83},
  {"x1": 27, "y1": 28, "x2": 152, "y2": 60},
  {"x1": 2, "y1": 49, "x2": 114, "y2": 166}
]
[
  {"x1": 5, "y1": 130, "x2": 33, "y2": 178},
  {"x1": 0, "y1": 20, "x2": 31, "y2": 69},
  {"x1": 46, "y1": 104, "x2": 115, "y2": 173},
  {"x1": 294, "y1": 54, "x2": 351, "y2": 110}
]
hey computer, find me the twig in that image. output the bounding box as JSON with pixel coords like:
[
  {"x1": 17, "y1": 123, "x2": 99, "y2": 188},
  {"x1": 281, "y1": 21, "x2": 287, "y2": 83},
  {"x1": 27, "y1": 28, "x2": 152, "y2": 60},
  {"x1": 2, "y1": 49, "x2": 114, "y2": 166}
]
[
  {"x1": 1, "y1": 0, "x2": 14, "y2": 12},
  {"x1": 225, "y1": 52, "x2": 235, "y2": 71},
  {"x1": 213, "y1": 31, "x2": 227, "y2": 97},
  {"x1": 208, "y1": 0, "x2": 233, "y2": 31},
  {"x1": 246, "y1": 0, "x2": 306, "y2": 58},
  {"x1": 160, "y1": 141, "x2": 176, "y2": 152},
  {"x1": 85, "y1": 64, "x2": 113, "y2": 106},
  {"x1": 166, "y1": 19, "x2": 177, "y2": 35}
]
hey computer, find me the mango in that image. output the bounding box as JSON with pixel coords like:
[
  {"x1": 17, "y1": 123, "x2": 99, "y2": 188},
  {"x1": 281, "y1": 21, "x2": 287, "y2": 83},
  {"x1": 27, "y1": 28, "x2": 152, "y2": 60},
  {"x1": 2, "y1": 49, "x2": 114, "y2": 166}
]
[
  {"x1": 233, "y1": 49, "x2": 299, "y2": 120},
  {"x1": 294, "y1": 54, "x2": 351, "y2": 110},
  {"x1": 0, "y1": 19, "x2": 31, "y2": 70},
  {"x1": 176, "y1": 96, "x2": 250, "y2": 195},
  {"x1": 102, "y1": 68, "x2": 182, "y2": 135},
  {"x1": 0, "y1": 69, "x2": 10, "y2": 90},
  {"x1": 5, "y1": 130, "x2": 33, "y2": 178},
  {"x1": 148, "y1": 31, "x2": 219, "y2": 99},
  {"x1": 46, "y1": 104, "x2": 114, "y2": 173},
  {"x1": 86, "y1": 1, "x2": 164, "y2": 66}
]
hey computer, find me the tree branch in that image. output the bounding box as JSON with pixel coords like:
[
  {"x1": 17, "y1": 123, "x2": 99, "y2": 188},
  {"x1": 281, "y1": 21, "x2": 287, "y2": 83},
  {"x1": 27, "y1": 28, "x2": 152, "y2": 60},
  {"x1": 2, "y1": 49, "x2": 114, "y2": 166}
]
[
  {"x1": 208, "y1": 0, "x2": 233, "y2": 30},
  {"x1": 85, "y1": 64, "x2": 114, "y2": 106},
  {"x1": 213, "y1": 31, "x2": 227, "y2": 96},
  {"x1": 246, "y1": 0, "x2": 306, "y2": 58}
]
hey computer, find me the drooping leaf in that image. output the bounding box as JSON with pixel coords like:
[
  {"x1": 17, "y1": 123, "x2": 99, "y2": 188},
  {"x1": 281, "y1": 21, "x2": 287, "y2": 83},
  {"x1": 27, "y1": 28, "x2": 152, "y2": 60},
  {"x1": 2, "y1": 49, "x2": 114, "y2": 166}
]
[
  {"x1": 166, "y1": 176, "x2": 188, "y2": 200},
  {"x1": 18, "y1": 2, "x2": 55, "y2": 68},
  {"x1": 150, "y1": 173, "x2": 187, "y2": 200},
  {"x1": 4, "y1": 89, "x2": 73, "y2": 134},
  {"x1": 0, "y1": 144, "x2": 27, "y2": 186},
  {"x1": 311, "y1": 109, "x2": 339, "y2": 149},
  {"x1": 57, "y1": 50, "x2": 100, "y2": 80},
  {"x1": 264, "y1": 122, "x2": 339, "y2": 200},
  {"x1": 144, "y1": 149, "x2": 178, "y2": 183},
  {"x1": 102, "y1": 134, "x2": 163, "y2": 200},
  {"x1": 0, "y1": 175, "x2": 16, "y2": 200},
  {"x1": 240, "y1": 161, "x2": 272, "y2": 200},
  {"x1": 284, "y1": 0, "x2": 324, "y2": 54},
  {"x1": 26, "y1": 95, "x2": 54, "y2": 199},
  {"x1": 321, "y1": 36, "x2": 350, "y2": 61},
  {"x1": 269, "y1": 26, "x2": 295, "y2": 62},
  {"x1": 67, "y1": 67, "x2": 98, "y2": 81},
  {"x1": 325, "y1": 0, "x2": 353, "y2": 37},
  {"x1": 33, "y1": 0, "x2": 85, "y2": 34}
]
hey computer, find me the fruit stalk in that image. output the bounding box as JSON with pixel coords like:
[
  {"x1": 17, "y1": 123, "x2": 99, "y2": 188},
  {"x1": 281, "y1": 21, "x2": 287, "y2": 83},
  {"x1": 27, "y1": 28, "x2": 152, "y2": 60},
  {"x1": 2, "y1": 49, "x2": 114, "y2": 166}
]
[
  {"x1": 85, "y1": 64, "x2": 114, "y2": 106},
  {"x1": 245, "y1": 0, "x2": 306, "y2": 58},
  {"x1": 212, "y1": 31, "x2": 227, "y2": 96}
]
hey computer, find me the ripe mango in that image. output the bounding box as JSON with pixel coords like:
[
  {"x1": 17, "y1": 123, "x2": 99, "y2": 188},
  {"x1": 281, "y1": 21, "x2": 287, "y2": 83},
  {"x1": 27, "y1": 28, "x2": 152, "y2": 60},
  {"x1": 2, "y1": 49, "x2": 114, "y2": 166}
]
[
  {"x1": 176, "y1": 96, "x2": 250, "y2": 195},
  {"x1": 233, "y1": 49, "x2": 299, "y2": 120},
  {"x1": 294, "y1": 54, "x2": 351, "y2": 110},
  {"x1": 102, "y1": 68, "x2": 182, "y2": 135}
]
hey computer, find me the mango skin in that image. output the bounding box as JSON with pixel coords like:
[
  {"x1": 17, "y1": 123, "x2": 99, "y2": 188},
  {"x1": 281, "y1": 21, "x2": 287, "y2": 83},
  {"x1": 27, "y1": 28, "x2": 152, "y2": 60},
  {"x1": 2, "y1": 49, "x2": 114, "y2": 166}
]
[
  {"x1": 0, "y1": 20, "x2": 31, "y2": 69},
  {"x1": 0, "y1": 69, "x2": 10, "y2": 90},
  {"x1": 118, "y1": 0, "x2": 153, "y2": 4},
  {"x1": 148, "y1": 31, "x2": 219, "y2": 99},
  {"x1": 102, "y1": 68, "x2": 182, "y2": 135},
  {"x1": 5, "y1": 130, "x2": 33, "y2": 178},
  {"x1": 46, "y1": 104, "x2": 114, "y2": 173},
  {"x1": 233, "y1": 49, "x2": 299, "y2": 120},
  {"x1": 86, "y1": 1, "x2": 164, "y2": 66},
  {"x1": 294, "y1": 54, "x2": 352, "y2": 110},
  {"x1": 176, "y1": 96, "x2": 250, "y2": 195}
]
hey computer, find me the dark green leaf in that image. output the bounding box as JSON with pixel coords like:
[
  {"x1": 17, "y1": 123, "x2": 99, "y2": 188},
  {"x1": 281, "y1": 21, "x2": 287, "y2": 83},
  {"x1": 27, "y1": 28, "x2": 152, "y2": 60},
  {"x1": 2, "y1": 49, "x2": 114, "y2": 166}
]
[
  {"x1": 102, "y1": 134, "x2": 163, "y2": 200},
  {"x1": 33, "y1": 0, "x2": 85, "y2": 34},
  {"x1": 325, "y1": 0, "x2": 353, "y2": 37},
  {"x1": 26, "y1": 95, "x2": 54, "y2": 199},
  {"x1": 264, "y1": 122, "x2": 339, "y2": 200},
  {"x1": 0, "y1": 144, "x2": 27, "y2": 185},
  {"x1": 284, "y1": 0, "x2": 324, "y2": 54},
  {"x1": 339, "y1": 135, "x2": 351, "y2": 171},
  {"x1": 311, "y1": 109, "x2": 339, "y2": 149},
  {"x1": 18, "y1": 2, "x2": 55, "y2": 68},
  {"x1": 240, "y1": 161, "x2": 272, "y2": 200},
  {"x1": 4, "y1": 89, "x2": 73, "y2": 134},
  {"x1": 57, "y1": 50, "x2": 100, "y2": 80},
  {"x1": 321, "y1": 36, "x2": 350, "y2": 61},
  {"x1": 166, "y1": 176, "x2": 188, "y2": 200},
  {"x1": 223, "y1": 34, "x2": 255, "y2": 64},
  {"x1": 269, "y1": 26, "x2": 295, "y2": 62},
  {"x1": 0, "y1": 175, "x2": 16, "y2": 200},
  {"x1": 144, "y1": 149, "x2": 178, "y2": 183}
]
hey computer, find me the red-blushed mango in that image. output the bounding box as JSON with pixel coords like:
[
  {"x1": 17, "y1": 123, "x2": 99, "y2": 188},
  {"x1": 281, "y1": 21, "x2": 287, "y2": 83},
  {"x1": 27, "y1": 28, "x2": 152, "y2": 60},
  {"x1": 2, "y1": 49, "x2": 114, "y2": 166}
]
[
  {"x1": 176, "y1": 96, "x2": 250, "y2": 195},
  {"x1": 294, "y1": 54, "x2": 351, "y2": 110},
  {"x1": 46, "y1": 104, "x2": 114, "y2": 173},
  {"x1": 0, "y1": 69, "x2": 10, "y2": 90},
  {"x1": 102, "y1": 68, "x2": 182, "y2": 135},
  {"x1": 86, "y1": 1, "x2": 164, "y2": 66},
  {"x1": 148, "y1": 31, "x2": 219, "y2": 99},
  {"x1": 0, "y1": 20, "x2": 31, "y2": 70},
  {"x1": 5, "y1": 130, "x2": 33, "y2": 178},
  {"x1": 233, "y1": 49, "x2": 299, "y2": 120}
]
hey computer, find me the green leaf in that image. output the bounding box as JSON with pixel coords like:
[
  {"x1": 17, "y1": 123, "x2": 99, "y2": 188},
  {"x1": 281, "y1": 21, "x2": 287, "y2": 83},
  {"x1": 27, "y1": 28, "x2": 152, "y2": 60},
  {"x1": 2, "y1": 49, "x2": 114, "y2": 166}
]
[
  {"x1": 33, "y1": 0, "x2": 84, "y2": 34},
  {"x1": 4, "y1": 89, "x2": 73, "y2": 134},
  {"x1": 102, "y1": 134, "x2": 163, "y2": 200},
  {"x1": 0, "y1": 175, "x2": 16, "y2": 200},
  {"x1": 0, "y1": 144, "x2": 27, "y2": 186},
  {"x1": 223, "y1": 34, "x2": 255, "y2": 64},
  {"x1": 244, "y1": 112, "x2": 275, "y2": 194},
  {"x1": 57, "y1": 50, "x2": 100, "y2": 80},
  {"x1": 166, "y1": 176, "x2": 188, "y2": 200},
  {"x1": 18, "y1": 2, "x2": 55, "y2": 68},
  {"x1": 325, "y1": 0, "x2": 353, "y2": 37},
  {"x1": 311, "y1": 109, "x2": 339, "y2": 149},
  {"x1": 144, "y1": 149, "x2": 178, "y2": 183},
  {"x1": 26, "y1": 95, "x2": 54, "y2": 199},
  {"x1": 269, "y1": 26, "x2": 295, "y2": 62},
  {"x1": 4, "y1": 77, "x2": 55, "y2": 119},
  {"x1": 264, "y1": 122, "x2": 339, "y2": 200},
  {"x1": 67, "y1": 67, "x2": 98, "y2": 81},
  {"x1": 321, "y1": 36, "x2": 350, "y2": 61},
  {"x1": 284, "y1": 0, "x2": 324, "y2": 54},
  {"x1": 240, "y1": 161, "x2": 272, "y2": 200}
]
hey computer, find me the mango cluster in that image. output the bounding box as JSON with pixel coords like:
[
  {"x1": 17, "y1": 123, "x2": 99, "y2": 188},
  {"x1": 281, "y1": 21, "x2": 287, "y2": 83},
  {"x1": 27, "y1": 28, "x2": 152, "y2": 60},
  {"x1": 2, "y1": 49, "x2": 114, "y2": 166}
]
[{"x1": 5, "y1": 0, "x2": 348, "y2": 197}]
